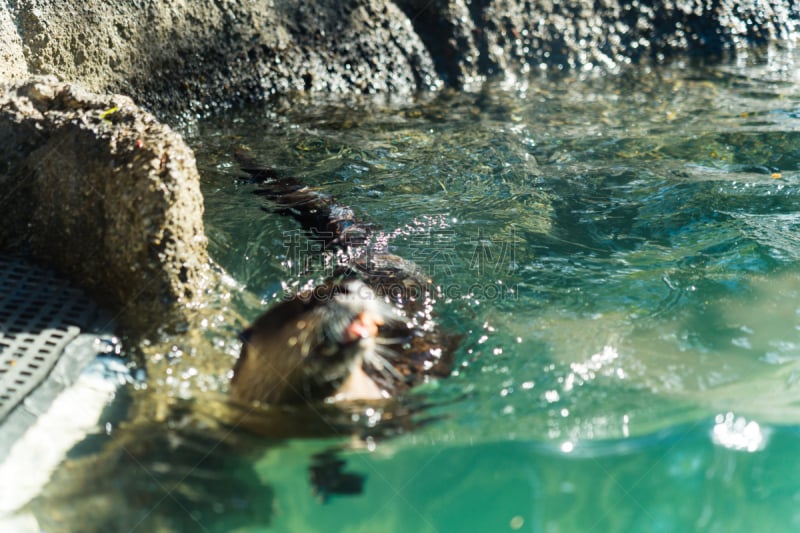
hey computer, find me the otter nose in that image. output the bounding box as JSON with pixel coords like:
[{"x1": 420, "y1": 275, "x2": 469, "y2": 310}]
[{"x1": 343, "y1": 311, "x2": 383, "y2": 342}]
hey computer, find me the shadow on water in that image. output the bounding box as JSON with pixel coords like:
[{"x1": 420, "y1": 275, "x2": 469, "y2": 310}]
[
  {"x1": 30, "y1": 381, "x2": 454, "y2": 532},
  {"x1": 31, "y1": 395, "x2": 275, "y2": 533}
]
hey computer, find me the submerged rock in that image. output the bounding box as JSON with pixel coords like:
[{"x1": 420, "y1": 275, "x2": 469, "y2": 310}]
[{"x1": 0, "y1": 77, "x2": 209, "y2": 332}]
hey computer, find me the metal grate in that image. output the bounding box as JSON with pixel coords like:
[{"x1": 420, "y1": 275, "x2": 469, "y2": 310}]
[{"x1": 0, "y1": 256, "x2": 97, "y2": 421}]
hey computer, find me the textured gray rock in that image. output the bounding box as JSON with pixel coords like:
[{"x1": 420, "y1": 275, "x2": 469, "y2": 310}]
[
  {"x1": 0, "y1": 77, "x2": 209, "y2": 331},
  {"x1": 0, "y1": 5, "x2": 27, "y2": 81},
  {"x1": 399, "y1": 0, "x2": 800, "y2": 87},
  {"x1": 2, "y1": 1, "x2": 797, "y2": 112},
  {"x1": 475, "y1": 0, "x2": 800, "y2": 78},
  {"x1": 3, "y1": 0, "x2": 441, "y2": 115}
]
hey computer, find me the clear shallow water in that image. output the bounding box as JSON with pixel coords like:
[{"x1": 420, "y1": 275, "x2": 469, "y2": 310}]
[{"x1": 34, "y1": 49, "x2": 800, "y2": 531}]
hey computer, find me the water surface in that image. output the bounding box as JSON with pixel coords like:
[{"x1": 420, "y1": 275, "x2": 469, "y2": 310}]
[{"x1": 36, "y1": 49, "x2": 800, "y2": 532}]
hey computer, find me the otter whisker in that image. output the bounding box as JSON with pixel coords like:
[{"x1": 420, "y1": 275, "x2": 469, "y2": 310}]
[
  {"x1": 363, "y1": 345, "x2": 404, "y2": 382},
  {"x1": 373, "y1": 336, "x2": 409, "y2": 345}
]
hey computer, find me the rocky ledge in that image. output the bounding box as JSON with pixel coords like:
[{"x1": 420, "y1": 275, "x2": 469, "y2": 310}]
[
  {"x1": 0, "y1": 77, "x2": 209, "y2": 332},
  {"x1": 1, "y1": 1, "x2": 798, "y2": 114}
]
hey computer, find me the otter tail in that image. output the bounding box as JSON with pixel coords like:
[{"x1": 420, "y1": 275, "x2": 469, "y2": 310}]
[{"x1": 236, "y1": 150, "x2": 370, "y2": 250}]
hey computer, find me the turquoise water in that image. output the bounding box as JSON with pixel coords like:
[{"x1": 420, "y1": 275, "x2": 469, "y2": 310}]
[{"x1": 34, "y1": 50, "x2": 800, "y2": 531}]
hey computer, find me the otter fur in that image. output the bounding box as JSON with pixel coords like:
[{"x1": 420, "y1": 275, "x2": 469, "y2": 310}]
[{"x1": 230, "y1": 154, "x2": 455, "y2": 406}]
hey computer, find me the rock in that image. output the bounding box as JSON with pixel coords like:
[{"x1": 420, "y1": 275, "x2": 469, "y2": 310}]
[
  {"x1": 2, "y1": 1, "x2": 798, "y2": 112},
  {"x1": 473, "y1": 0, "x2": 800, "y2": 79},
  {"x1": 2, "y1": 1, "x2": 799, "y2": 112},
  {"x1": 399, "y1": 0, "x2": 800, "y2": 87},
  {"x1": 2, "y1": 0, "x2": 441, "y2": 115},
  {"x1": 395, "y1": 0, "x2": 483, "y2": 88},
  {"x1": 0, "y1": 6, "x2": 27, "y2": 82},
  {"x1": 0, "y1": 77, "x2": 209, "y2": 332}
]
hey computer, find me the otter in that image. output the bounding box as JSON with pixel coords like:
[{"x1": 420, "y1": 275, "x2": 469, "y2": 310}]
[{"x1": 230, "y1": 154, "x2": 455, "y2": 406}]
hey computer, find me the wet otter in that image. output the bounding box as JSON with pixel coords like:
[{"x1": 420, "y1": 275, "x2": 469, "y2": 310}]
[{"x1": 230, "y1": 155, "x2": 455, "y2": 406}]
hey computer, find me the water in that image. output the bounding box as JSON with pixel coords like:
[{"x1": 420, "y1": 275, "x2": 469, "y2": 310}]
[{"x1": 32, "y1": 49, "x2": 800, "y2": 531}]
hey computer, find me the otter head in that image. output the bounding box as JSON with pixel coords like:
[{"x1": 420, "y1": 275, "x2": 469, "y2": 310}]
[{"x1": 230, "y1": 279, "x2": 400, "y2": 405}]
